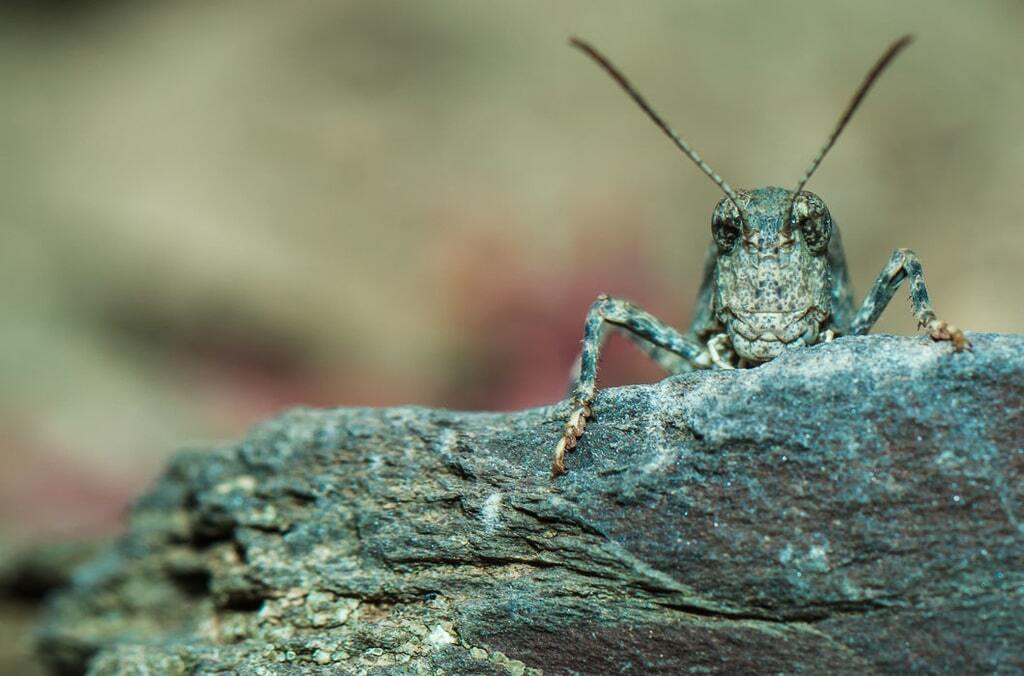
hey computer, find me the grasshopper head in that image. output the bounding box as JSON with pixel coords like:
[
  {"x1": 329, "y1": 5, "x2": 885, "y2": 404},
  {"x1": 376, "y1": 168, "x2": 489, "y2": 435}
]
[{"x1": 711, "y1": 187, "x2": 833, "y2": 363}]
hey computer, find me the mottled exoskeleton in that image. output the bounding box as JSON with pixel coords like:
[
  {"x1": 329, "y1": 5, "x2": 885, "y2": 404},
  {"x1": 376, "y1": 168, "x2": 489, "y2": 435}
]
[{"x1": 552, "y1": 36, "x2": 969, "y2": 477}]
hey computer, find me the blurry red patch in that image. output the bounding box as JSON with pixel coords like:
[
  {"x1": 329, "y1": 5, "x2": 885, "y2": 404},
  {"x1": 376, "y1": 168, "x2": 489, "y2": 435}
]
[{"x1": 434, "y1": 220, "x2": 690, "y2": 411}]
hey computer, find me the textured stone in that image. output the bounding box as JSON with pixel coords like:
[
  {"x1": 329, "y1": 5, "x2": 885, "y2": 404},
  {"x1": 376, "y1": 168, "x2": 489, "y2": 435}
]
[{"x1": 37, "y1": 334, "x2": 1024, "y2": 673}]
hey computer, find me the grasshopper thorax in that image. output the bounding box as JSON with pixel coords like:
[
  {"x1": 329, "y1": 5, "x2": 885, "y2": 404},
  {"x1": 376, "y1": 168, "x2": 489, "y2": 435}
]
[{"x1": 711, "y1": 188, "x2": 833, "y2": 363}]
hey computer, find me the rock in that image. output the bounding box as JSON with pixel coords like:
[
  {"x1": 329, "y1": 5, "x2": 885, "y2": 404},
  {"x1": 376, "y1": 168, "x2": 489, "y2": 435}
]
[
  {"x1": 37, "y1": 334, "x2": 1024, "y2": 674},
  {"x1": 0, "y1": 539, "x2": 102, "y2": 675}
]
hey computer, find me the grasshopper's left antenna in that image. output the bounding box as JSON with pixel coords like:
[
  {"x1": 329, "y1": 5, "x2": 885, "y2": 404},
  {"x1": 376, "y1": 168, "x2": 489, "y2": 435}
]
[
  {"x1": 791, "y1": 35, "x2": 914, "y2": 200},
  {"x1": 570, "y1": 37, "x2": 747, "y2": 225}
]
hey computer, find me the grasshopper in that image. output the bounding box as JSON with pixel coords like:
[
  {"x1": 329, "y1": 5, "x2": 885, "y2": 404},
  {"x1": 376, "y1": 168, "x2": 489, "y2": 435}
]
[{"x1": 552, "y1": 35, "x2": 969, "y2": 477}]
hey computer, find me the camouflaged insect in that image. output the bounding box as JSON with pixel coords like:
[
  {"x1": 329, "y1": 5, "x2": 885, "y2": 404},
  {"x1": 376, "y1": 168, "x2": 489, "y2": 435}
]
[{"x1": 552, "y1": 35, "x2": 969, "y2": 477}]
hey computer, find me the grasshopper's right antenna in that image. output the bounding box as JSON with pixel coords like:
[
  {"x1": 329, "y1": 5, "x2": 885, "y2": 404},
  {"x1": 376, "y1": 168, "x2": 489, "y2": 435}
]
[
  {"x1": 570, "y1": 37, "x2": 746, "y2": 223},
  {"x1": 791, "y1": 35, "x2": 914, "y2": 198}
]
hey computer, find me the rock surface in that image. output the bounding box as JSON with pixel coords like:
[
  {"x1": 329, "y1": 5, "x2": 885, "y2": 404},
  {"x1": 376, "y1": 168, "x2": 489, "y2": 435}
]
[
  {"x1": 0, "y1": 540, "x2": 99, "y2": 675},
  {"x1": 38, "y1": 334, "x2": 1024, "y2": 674}
]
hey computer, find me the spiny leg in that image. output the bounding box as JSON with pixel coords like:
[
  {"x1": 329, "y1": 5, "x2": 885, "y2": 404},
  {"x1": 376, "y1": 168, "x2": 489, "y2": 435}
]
[
  {"x1": 552, "y1": 295, "x2": 708, "y2": 477},
  {"x1": 566, "y1": 331, "x2": 694, "y2": 387},
  {"x1": 848, "y1": 248, "x2": 969, "y2": 349},
  {"x1": 621, "y1": 332, "x2": 708, "y2": 374}
]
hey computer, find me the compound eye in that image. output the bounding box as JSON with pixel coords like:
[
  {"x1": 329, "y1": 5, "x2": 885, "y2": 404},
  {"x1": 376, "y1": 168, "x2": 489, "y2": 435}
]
[
  {"x1": 800, "y1": 213, "x2": 833, "y2": 253},
  {"x1": 712, "y1": 215, "x2": 741, "y2": 252}
]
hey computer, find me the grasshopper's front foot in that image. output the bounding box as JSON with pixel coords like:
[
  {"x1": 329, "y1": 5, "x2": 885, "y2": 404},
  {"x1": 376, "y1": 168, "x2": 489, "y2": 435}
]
[
  {"x1": 551, "y1": 401, "x2": 591, "y2": 477},
  {"x1": 925, "y1": 319, "x2": 970, "y2": 351}
]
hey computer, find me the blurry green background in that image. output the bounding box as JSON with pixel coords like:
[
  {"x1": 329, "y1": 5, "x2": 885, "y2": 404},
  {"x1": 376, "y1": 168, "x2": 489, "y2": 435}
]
[{"x1": 2, "y1": 0, "x2": 1022, "y2": 545}]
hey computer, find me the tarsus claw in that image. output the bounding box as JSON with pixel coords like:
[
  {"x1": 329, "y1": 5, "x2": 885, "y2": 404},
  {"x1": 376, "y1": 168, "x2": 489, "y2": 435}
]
[
  {"x1": 551, "y1": 402, "x2": 592, "y2": 478},
  {"x1": 926, "y1": 319, "x2": 970, "y2": 351},
  {"x1": 551, "y1": 437, "x2": 568, "y2": 477}
]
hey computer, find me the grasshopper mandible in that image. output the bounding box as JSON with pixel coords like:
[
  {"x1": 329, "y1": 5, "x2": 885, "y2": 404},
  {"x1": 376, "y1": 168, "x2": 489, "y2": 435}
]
[{"x1": 552, "y1": 35, "x2": 969, "y2": 477}]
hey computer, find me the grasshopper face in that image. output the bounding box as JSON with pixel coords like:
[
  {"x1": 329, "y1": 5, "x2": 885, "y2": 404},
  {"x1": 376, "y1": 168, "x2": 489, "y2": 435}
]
[{"x1": 711, "y1": 188, "x2": 834, "y2": 363}]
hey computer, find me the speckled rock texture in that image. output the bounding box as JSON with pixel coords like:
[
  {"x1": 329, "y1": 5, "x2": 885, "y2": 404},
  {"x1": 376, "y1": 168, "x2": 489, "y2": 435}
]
[{"x1": 38, "y1": 334, "x2": 1023, "y2": 674}]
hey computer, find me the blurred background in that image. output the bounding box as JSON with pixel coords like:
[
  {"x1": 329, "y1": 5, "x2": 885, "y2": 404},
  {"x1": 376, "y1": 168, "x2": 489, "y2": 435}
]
[
  {"x1": 2, "y1": 1, "x2": 1023, "y2": 668},
  {"x1": 2, "y1": 1, "x2": 1023, "y2": 547}
]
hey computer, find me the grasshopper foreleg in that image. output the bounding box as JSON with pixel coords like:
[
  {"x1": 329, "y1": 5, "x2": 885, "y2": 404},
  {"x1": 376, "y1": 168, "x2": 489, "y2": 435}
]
[
  {"x1": 848, "y1": 248, "x2": 969, "y2": 350},
  {"x1": 552, "y1": 294, "x2": 710, "y2": 477}
]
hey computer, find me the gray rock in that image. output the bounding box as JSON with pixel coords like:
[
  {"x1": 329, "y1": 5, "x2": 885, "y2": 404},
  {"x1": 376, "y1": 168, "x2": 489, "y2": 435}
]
[{"x1": 37, "y1": 334, "x2": 1024, "y2": 674}]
